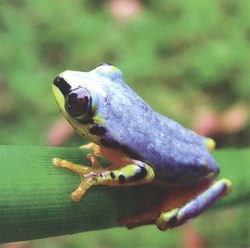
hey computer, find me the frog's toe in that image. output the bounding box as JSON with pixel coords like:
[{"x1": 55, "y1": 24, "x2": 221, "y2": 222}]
[
  {"x1": 156, "y1": 208, "x2": 183, "y2": 230},
  {"x1": 52, "y1": 157, "x2": 93, "y2": 175},
  {"x1": 52, "y1": 157, "x2": 63, "y2": 167},
  {"x1": 71, "y1": 177, "x2": 97, "y2": 202},
  {"x1": 80, "y1": 142, "x2": 102, "y2": 157}
]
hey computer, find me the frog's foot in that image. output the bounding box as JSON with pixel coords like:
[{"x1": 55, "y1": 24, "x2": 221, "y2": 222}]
[
  {"x1": 79, "y1": 142, "x2": 103, "y2": 169},
  {"x1": 86, "y1": 154, "x2": 101, "y2": 168},
  {"x1": 156, "y1": 178, "x2": 232, "y2": 230},
  {"x1": 80, "y1": 142, "x2": 102, "y2": 157},
  {"x1": 53, "y1": 158, "x2": 155, "y2": 202}
]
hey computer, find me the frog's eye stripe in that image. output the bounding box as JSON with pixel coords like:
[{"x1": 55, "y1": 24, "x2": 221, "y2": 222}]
[{"x1": 53, "y1": 77, "x2": 71, "y2": 96}]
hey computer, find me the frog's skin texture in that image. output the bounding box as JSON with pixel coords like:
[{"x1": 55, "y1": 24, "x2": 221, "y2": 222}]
[{"x1": 52, "y1": 63, "x2": 232, "y2": 230}]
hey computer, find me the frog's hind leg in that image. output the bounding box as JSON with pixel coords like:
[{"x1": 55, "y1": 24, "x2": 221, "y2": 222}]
[
  {"x1": 53, "y1": 158, "x2": 155, "y2": 202},
  {"x1": 121, "y1": 179, "x2": 232, "y2": 230},
  {"x1": 156, "y1": 178, "x2": 232, "y2": 230}
]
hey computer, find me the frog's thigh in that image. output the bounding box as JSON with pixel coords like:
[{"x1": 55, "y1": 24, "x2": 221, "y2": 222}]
[
  {"x1": 156, "y1": 178, "x2": 232, "y2": 230},
  {"x1": 120, "y1": 182, "x2": 209, "y2": 229}
]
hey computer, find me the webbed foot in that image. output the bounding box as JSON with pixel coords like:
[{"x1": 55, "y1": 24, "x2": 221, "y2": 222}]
[{"x1": 53, "y1": 157, "x2": 155, "y2": 202}]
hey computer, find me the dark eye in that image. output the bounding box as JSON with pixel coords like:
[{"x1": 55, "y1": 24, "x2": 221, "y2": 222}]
[{"x1": 65, "y1": 87, "x2": 91, "y2": 118}]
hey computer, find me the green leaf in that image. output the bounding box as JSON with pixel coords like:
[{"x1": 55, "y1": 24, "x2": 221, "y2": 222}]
[{"x1": 0, "y1": 146, "x2": 249, "y2": 243}]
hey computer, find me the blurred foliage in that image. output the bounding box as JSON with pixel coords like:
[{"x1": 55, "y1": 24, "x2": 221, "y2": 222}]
[
  {"x1": 0, "y1": 0, "x2": 249, "y2": 146},
  {"x1": 0, "y1": 0, "x2": 249, "y2": 247}
]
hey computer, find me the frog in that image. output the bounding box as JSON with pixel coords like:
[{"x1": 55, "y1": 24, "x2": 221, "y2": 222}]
[{"x1": 52, "y1": 63, "x2": 232, "y2": 230}]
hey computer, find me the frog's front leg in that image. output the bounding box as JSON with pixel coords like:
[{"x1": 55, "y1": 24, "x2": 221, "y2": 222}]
[
  {"x1": 53, "y1": 158, "x2": 155, "y2": 202},
  {"x1": 80, "y1": 142, "x2": 102, "y2": 157},
  {"x1": 156, "y1": 178, "x2": 232, "y2": 230}
]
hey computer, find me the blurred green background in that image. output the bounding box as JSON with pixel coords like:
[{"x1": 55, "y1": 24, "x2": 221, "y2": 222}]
[{"x1": 0, "y1": 0, "x2": 249, "y2": 247}]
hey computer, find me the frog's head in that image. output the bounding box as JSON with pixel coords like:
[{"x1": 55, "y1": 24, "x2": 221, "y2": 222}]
[{"x1": 52, "y1": 63, "x2": 122, "y2": 143}]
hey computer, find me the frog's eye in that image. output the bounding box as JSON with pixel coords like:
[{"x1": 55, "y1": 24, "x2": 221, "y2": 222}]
[{"x1": 65, "y1": 87, "x2": 91, "y2": 118}]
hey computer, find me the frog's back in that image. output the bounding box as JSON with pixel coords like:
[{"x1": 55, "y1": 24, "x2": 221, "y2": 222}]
[{"x1": 98, "y1": 78, "x2": 219, "y2": 185}]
